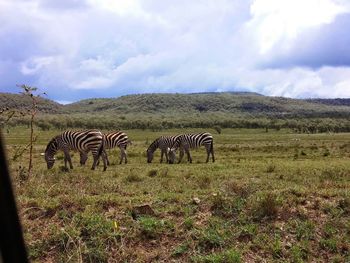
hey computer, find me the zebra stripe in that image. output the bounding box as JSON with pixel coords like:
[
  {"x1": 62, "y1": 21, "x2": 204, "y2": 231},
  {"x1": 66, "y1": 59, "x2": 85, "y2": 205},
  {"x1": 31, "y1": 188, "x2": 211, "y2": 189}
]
[
  {"x1": 146, "y1": 135, "x2": 182, "y2": 163},
  {"x1": 44, "y1": 130, "x2": 107, "y2": 171},
  {"x1": 80, "y1": 131, "x2": 130, "y2": 165},
  {"x1": 168, "y1": 132, "x2": 215, "y2": 163}
]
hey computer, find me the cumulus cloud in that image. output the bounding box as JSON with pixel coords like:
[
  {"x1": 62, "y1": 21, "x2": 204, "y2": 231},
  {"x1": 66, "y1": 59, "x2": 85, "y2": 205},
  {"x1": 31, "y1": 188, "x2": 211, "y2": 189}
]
[{"x1": 0, "y1": 0, "x2": 349, "y2": 101}]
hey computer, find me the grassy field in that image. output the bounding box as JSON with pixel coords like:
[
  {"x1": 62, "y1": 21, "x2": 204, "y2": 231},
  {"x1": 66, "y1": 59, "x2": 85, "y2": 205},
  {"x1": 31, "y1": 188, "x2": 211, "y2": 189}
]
[{"x1": 3, "y1": 127, "x2": 350, "y2": 262}]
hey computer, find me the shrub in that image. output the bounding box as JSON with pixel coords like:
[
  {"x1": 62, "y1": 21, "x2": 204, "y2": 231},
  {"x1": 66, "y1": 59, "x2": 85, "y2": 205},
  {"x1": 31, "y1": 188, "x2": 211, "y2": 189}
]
[{"x1": 252, "y1": 193, "x2": 280, "y2": 220}]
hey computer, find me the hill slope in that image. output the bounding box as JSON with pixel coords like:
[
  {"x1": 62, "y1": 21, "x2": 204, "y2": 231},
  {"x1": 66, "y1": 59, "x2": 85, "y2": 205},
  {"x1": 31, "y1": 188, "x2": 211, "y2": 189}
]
[
  {"x1": 1, "y1": 92, "x2": 350, "y2": 118},
  {"x1": 0, "y1": 92, "x2": 63, "y2": 113},
  {"x1": 63, "y1": 93, "x2": 350, "y2": 118}
]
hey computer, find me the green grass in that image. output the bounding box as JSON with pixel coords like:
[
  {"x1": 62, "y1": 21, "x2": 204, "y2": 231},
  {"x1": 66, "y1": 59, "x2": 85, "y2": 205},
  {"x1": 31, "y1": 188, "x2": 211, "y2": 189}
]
[{"x1": 3, "y1": 127, "x2": 350, "y2": 262}]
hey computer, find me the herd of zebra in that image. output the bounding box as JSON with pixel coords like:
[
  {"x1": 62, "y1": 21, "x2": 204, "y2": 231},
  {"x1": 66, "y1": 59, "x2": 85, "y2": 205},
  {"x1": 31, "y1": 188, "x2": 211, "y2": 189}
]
[{"x1": 44, "y1": 130, "x2": 215, "y2": 171}]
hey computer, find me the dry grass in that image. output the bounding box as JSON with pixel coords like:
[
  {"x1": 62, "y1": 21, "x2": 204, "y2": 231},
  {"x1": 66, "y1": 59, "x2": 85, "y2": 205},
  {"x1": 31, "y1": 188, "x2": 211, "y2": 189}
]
[{"x1": 3, "y1": 127, "x2": 350, "y2": 262}]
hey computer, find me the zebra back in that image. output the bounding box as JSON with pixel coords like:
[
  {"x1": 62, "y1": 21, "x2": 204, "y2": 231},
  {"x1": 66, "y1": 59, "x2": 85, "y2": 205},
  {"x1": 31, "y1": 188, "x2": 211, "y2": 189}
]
[
  {"x1": 172, "y1": 132, "x2": 213, "y2": 149},
  {"x1": 103, "y1": 131, "x2": 128, "y2": 150},
  {"x1": 147, "y1": 135, "x2": 181, "y2": 154},
  {"x1": 46, "y1": 130, "x2": 103, "y2": 155}
]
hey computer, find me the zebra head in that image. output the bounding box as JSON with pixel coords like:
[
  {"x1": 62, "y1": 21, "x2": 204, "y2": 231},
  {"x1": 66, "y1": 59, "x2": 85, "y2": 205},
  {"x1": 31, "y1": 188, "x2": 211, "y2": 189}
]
[
  {"x1": 146, "y1": 148, "x2": 154, "y2": 163},
  {"x1": 80, "y1": 152, "x2": 88, "y2": 165},
  {"x1": 168, "y1": 147, "x2": 176, "y2": 164},
  {"x1": 45, "y1": 138, "x2": 58, "y2": 169}
]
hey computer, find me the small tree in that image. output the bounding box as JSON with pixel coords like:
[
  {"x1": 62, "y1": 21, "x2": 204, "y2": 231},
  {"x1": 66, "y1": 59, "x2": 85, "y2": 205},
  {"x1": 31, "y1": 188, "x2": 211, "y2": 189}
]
[{"x1": 17, "y1": 84, "x2": 44, "y2": 177}]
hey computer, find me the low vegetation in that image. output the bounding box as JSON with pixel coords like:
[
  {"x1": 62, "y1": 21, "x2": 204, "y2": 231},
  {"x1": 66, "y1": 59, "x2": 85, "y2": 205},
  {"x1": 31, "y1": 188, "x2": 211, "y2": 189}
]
[
  {"x1": 3, "y1": 127, "x2": 350, "y2": 262},
  {"x1": 2, "y1": 92, "x2": 350, "y2": 132}
]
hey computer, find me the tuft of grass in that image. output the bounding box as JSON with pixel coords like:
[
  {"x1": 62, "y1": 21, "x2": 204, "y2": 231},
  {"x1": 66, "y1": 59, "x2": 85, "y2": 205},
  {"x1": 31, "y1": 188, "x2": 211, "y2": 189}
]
[
  {"x1": 210, "y1": 193, "x2": 244, "y2": 218},
  {"x1": 138, "y1": 216, "x2": 165, "y2": 239},
  {"x1": 290, "y1": 243, "x2": 309, "y2": 263},
  {"x1": 266, "y1": 163, "x2": 276, "y2": 173},
  {"x1": 160, "y1": 167, "x2": 169, "y2": 177},
  {"x1": 323, "y1": 148, "x2": 330, "y2": 157},
  {"x1": 192, "y1": 249, "x2": 241, "y2": 263},
  {"x1": 238, "y1": 223, "x2": 257, "y2": 242},
  {"x1": 197, "y1": 175, "x2": 212, "y2": 188},
  {"x1": 319, "y1": 238, "x2": 337, "y2": 253},
  {"x1": 124, "y1": 173, "x2": 143, "y2": 183},
  {"x1": 183, "y1": 217, "x2": 195, "y2": 230},
  {"x1": 196, "y1": 225, "x2": 227, "y2": 250},
  {"x1": 224, "y1": 181, "x2": 252, "y2": 199},
  {"x1": 271, "y1": 237, "x2": 283, "y2": 259},
  {"x1": 147, "y1": 169, "x2": 158, "y2": 177},
  {"x1": 172, "y1": 242, "x2": 190, "y2": 258},
  {"x1": 338, "y1": 197, "x2": 350, "y2": 214},
  {"x1": 296, "y1": 220, "x2": 315, "y2": 241},
  {"x1": 251, "y1": 193, "x2": 280, "y2": 220}
]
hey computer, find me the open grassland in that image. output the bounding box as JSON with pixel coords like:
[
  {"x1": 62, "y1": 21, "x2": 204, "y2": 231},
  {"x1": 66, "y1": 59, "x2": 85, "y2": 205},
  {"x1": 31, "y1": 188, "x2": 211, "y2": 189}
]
[{"x1": 3, "y1": 127, "x2": 350, "y2": 262}]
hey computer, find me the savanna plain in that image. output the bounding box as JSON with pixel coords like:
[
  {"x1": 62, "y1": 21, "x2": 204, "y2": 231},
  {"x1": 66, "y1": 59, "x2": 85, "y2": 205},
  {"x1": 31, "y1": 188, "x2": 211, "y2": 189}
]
[{"x1": 3, "y1": 127, "x2": 350, "y2": 262}]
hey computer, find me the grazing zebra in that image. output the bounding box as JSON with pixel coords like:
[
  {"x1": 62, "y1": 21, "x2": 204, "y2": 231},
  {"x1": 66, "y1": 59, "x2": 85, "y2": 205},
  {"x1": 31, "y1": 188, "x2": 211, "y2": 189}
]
[
  {"x1": 146, "y1": 135, "x2": 184, "y2": 163},
  {"x1": 168, "y1": 132, "x2": 214, "y2": 164},
  {"x1": 44, "y1": 130, "x2": 107, "y2": 171},
  {"x1": 80, "y1": 131, "x2": 130, "y2": 165}
]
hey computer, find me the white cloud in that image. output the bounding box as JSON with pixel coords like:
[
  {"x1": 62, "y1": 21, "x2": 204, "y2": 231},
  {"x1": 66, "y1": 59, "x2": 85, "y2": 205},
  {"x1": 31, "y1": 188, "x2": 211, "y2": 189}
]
[
  {"x1": 0, "y1": 0, "x2": 350, "y2": 100},
  {"x1": 249, "y1": 0, "x2": 348, "y2": 54},
  {"x1": 20, "y1": 56, "x2": 56, "y2": 75}
]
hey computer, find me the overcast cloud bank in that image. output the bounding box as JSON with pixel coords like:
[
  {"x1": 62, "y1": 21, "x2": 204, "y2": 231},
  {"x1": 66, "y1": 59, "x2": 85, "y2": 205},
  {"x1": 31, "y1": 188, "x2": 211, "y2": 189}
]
[{"x1": 0, "y1": 0, "x2": 350, "y2": 101}]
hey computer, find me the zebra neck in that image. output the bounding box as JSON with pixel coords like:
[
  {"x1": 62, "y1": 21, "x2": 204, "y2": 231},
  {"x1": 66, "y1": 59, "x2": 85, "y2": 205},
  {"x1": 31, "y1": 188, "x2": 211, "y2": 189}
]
[{"x1": 148, "y1": 139, "x2": 159, "y2": 153}]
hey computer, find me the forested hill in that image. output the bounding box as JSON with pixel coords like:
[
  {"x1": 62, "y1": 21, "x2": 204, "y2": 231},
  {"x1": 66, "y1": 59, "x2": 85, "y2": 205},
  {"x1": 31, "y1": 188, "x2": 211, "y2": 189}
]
[
  {"x1": 0, "y1": 92, "x2": 62, "y2": 113},
  {"x1": 1, "y1": 91, "x2": 350, "y2": 118}
]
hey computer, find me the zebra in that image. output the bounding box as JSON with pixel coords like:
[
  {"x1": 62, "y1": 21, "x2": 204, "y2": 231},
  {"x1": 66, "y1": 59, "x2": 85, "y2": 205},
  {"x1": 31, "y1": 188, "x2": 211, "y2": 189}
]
[
  {"x1": 168, "y1": 132, "x2": 215, "y2": 164},
  {"x1": 146, "y1": 135, "x2": 184, "y2": 163},
  {"x1": 44, "y1": 130, "x2": 107, "y2": 171},
  {"x1": 80, "y1": 131, "x2": 130, "y2": 165}
]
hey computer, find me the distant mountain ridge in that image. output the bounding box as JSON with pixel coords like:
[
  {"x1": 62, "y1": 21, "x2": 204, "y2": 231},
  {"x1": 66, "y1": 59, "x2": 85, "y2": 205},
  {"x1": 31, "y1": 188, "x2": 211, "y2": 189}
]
[{"x1": 1, "y1": 91, "x2": 350, "y2": 118}]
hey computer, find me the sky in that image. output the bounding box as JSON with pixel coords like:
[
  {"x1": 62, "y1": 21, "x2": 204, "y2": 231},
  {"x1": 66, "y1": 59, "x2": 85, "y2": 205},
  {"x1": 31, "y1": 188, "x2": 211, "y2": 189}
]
[{"x1": 0, "y1": 0, "x2": 350, "y2": 103}]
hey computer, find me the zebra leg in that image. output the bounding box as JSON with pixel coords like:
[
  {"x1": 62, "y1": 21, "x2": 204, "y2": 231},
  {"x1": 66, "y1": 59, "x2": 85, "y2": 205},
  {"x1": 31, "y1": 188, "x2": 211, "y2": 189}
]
[
  {"x1": 104, "y1": 150, "x2": 110, "y2": 166},
  {"x1": 119, "y1": 147, "x2": 125, "y2": 164},
  {"x1": 205, "y1": 144, "x2": 211, "y2": 163},
  {"x1": 178, "y1": 148, "x2": 185, "y2": 163},
  {"x1": 101, "y1": 151, "x2": 108, "y2": 171},
  {"x1": 160, "y1": 149, "x2": 165, "y2": 163},
  {"x1": 80, "y1": 151, "x2": 88, "y2": 166},
  {"x1": 185, "y1": 147, "x2": 192, "y2": 163},
  {"x1": 124, "y1": 148, "x2": 128, "y2": 164},
  {"x1": 63, "y1": 149, "x2": 73, "y2": 169},
  {"x1": 79, "y1": 152, "x2": 83, "y2": 165},
  {"x1": 211, "y1": 141, "x2": 215, "y2": 162},
  {"x1": 165, "y1": 150, "x2": 169, "y2": 163}
]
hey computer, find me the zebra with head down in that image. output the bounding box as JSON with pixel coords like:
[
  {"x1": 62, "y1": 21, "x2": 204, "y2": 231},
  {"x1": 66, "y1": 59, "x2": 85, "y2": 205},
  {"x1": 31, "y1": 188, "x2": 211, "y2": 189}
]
[
  {"x1": 44, "y1": 130, "x2": 107, "y2": 171},
  {"x1": 80, "y1": 131, "x2": 130, "y2": 166},
  {"x1": 146, "y1": 135, "x2": 184, "y2": 163},
  {"x1": 167, "y1": 132, "x2": 215, "y2": 164}
]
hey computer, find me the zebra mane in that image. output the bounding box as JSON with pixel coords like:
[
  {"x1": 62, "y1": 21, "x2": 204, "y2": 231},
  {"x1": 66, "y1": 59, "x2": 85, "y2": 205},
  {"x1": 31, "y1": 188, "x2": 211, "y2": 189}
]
[
  {"x1": 147, "y1": 138, "x2": 159, "y2": 153},
  {"x1": 45, "y1": 137, "x2": 58, "y2": 152}
]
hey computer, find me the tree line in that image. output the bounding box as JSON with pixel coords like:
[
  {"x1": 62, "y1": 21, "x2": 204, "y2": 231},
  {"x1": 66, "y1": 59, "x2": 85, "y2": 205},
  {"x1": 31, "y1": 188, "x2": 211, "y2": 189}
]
[{"x1": 2, "y1": 114, "x2": 350, "y2": 133}]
